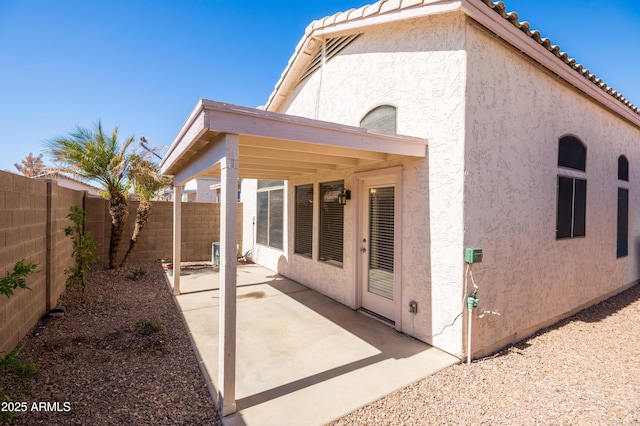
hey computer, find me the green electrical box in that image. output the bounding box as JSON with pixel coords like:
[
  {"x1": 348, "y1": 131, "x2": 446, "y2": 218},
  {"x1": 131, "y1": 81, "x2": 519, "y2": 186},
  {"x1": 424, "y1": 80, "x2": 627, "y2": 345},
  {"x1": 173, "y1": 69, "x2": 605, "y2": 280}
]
[{"x1": 464, "y1": 247, "x2": 483, "y2": 264}]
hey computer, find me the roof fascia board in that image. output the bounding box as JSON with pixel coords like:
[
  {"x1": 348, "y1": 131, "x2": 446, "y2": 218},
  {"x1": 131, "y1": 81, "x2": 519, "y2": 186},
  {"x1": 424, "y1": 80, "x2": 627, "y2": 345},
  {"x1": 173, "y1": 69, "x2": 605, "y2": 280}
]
[
  {"x1": 201, "y1": 100, "x2": 427, "y2": 157},
  {"x1": 172, "y1": 137, "x2": 227, "y2": 187},
  {"x1": 265, "y1": 32, "x2": 315, "y2": 112},
  {"x1": 461, "y1": 0, "x2": 640, "y2": 129},
  {"x1": 160, "y1": 99, "x2": 207, "y2": 172},
  {"x1": 160, "y1": 105, "x2": 208, "y2": 176}
]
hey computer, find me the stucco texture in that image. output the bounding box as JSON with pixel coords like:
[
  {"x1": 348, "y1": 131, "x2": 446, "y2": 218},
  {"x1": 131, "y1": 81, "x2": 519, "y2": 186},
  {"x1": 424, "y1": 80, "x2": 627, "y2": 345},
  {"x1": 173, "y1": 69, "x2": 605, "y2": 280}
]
[
  {"x1": 464, "y1": 19, "x2": 640, "y2": 357},
  {"x1": 248, "y1": 12, "x2": 469, "y2": 354},
  {"x1": 242, "y1": 7, "x2": 640, "y2": 359}
]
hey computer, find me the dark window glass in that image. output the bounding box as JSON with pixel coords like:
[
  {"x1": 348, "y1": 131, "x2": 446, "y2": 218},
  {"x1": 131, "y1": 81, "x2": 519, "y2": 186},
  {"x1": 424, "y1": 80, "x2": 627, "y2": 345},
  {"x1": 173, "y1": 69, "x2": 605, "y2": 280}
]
[
  {"x1": 618, "y1": 156, "x2": 629, "y2": 181},
  {"x1": 256, "y1": 182, "x2": 284, "y2": 250},
  {"x1": 617, "y1": 188, "x2": 629, "y2": 257},
  {"x1": 256, "y1": 191, "x2": 269, "y2": 246},
  {"x1": 269, "y1": 189, "x2": 283, "y2": 249},
  {"x1": 573, "y1": 179, "x2": 586, "y2": 237},
  {"x1": 556, "y1": 176, "x2": 586, "y2": 239},
  {"x1": 556, "y1": 177, "x2": 574, "y2": 239},
  {"x1": 558, "y1": 136, "x2": 586, "y2": 171},
  {"x1": 295, "y1": 185, "x2": 313, "y2": 257},
  {"x1": 319, "y1": 181, "x2": 344, "y2": 266}
]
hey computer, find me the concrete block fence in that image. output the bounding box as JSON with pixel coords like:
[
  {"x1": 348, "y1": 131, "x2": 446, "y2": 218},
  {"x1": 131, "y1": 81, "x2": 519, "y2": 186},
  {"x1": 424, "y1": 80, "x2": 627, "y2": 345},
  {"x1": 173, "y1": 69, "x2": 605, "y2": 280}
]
[
  {"x1": 1, "y1": 170, "x2": 242, "y2": 354},
  {"x1": 85, "y1": 198, "x2": 243, "y2": 264}
]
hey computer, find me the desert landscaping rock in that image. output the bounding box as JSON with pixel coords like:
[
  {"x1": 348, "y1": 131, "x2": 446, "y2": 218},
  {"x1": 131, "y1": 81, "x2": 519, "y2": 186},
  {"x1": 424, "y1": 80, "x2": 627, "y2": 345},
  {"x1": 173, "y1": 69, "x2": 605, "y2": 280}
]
[
  {"x1": 331, "y1": 284, "x2": 640, "y2": 425},
  {"x1": 7, "y1": 261, "x2": 640, "y2": 425},
  {"x1": 10, "y1": 261, "x2": 219, "y2": 425}
]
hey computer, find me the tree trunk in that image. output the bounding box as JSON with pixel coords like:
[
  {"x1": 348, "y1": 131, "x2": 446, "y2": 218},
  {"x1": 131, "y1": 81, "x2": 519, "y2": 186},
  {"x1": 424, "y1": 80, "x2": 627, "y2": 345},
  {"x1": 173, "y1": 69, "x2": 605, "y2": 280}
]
[
  {"x1": 119, "y1": 199, "x2": 152, "y2": 267},
  {"x1": 108, "y1": 190, "x2": 129, "y2": 269}
]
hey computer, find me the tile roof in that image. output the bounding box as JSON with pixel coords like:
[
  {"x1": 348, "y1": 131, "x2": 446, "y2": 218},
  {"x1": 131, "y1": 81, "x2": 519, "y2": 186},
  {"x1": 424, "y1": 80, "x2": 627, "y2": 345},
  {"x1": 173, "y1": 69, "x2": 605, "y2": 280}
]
[
  {"x1": 480, "y1": 0, "x2": 638, "y2": 115},
  {"x1": 266, "y1": 0, "x2": 639, "y2": 117}
]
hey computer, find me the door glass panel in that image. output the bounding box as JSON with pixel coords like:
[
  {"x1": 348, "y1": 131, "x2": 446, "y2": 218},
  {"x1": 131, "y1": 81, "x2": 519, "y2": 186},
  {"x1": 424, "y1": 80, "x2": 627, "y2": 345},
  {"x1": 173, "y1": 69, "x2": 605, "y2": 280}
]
[{"x1": 368, "y1": 186, "x2": 394, "y2": 300}]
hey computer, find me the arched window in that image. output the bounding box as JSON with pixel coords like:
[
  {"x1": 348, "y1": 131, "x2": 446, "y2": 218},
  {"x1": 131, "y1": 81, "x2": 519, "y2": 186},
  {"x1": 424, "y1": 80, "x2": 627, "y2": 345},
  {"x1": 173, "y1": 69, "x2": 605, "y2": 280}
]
[
  {"x1": 360, "y1": 105, "x2": 397, "y2": 134},
  {"x1": 556, "y1": 136, "x2": 587, "y2": 239},
  {"x1": 618, "y1": 155, "x2": 629, "y2": 181},
  {"x1": 558, "y1": 135, "x2": 586, "y2": 171}
]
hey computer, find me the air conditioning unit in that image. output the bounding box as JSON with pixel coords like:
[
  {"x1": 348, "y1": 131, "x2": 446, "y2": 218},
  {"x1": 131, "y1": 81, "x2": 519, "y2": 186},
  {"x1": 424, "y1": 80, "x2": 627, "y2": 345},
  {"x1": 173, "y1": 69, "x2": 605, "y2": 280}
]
[{"x1": 212, "y1": 242, "x2": 220, "y2": 267}]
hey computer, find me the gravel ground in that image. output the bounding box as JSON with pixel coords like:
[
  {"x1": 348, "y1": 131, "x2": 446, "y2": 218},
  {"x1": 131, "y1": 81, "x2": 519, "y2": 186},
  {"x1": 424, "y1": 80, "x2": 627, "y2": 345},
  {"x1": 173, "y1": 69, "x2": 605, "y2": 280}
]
[
  {"x1": 5, "y1": 261, "x2": 219, "y2": 426},
  {"x1": 332, "y1": 284, "x2": 640, "y2": 425},
  {"x1": 5, "y1": 262, "x2": 639, "y2": 425}
]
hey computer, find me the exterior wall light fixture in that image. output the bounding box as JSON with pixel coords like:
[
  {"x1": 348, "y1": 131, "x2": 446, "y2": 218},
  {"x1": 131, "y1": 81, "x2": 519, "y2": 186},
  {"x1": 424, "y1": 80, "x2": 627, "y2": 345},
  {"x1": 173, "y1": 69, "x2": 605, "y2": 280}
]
[{"x1": 338, "y1": 189, "x2": 351, "y2": 205}]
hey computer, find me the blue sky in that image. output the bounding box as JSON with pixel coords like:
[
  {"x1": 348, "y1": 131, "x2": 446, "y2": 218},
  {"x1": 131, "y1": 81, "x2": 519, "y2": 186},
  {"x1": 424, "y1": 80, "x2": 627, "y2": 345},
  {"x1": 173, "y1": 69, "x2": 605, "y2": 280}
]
[{"x1": 1, "y1": 0, "x2": 638, "y2": 173}]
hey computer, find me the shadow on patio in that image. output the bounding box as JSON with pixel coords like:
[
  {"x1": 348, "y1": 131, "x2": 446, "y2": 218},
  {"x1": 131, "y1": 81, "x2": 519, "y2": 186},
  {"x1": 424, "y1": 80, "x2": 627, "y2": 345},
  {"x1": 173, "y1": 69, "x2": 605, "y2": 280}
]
[{"x1": 170, "y1": 263, "x2": 458, "y2": 426}]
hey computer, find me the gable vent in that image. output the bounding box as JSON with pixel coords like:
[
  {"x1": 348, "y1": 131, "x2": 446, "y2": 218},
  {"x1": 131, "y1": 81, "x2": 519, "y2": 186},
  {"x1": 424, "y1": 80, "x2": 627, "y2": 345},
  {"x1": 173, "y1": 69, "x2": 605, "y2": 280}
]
[{"x1": 297, "y1": 34, "x2": 361, "y2": 85}]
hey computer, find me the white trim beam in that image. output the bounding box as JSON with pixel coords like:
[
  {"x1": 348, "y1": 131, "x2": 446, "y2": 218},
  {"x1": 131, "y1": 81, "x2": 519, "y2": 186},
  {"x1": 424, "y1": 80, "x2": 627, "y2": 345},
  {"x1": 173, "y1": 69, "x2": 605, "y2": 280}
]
[
  {"x1": 162, "y1": 101, "x2": 427, "y2": 180},
  {"x1": 172, "y1": 185, "x2": 182, "y2": 295},
  {"x1": 173, "y1": 137, "x2": 226, "y2": 186},
  {"x1": 218, "y1": 134, "x2": 239, "y2": 417},
  {"x1": 239, "y1": 163, "x2": 314, "y2": 174},
  {"x1": 239, "y1": 136, "x2": 390, "y2": 161},
  {"x1": 201, "y1": 102, "x2": 426, "y2": 157},
  {"x1": 239, "y1": 146, "x2": 360, "y2": 167},
  {"x1": 162, "y1": 112, "x2": 208, "y2": 174},
  {"x1": 240, "y1": 156, "x2": 337, "y2": 172}
]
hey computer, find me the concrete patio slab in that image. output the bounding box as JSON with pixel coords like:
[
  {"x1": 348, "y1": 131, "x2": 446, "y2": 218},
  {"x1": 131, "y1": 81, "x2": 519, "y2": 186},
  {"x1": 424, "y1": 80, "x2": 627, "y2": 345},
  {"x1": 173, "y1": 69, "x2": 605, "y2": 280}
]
[{"x1": 170, "y1": 264, "x2": 459, "y2": 426}]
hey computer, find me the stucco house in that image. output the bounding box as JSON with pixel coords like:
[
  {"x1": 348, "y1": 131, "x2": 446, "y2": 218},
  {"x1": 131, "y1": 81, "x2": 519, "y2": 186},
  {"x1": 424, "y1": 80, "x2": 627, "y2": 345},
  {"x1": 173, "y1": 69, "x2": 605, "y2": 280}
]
[{"x1": 160, "y1": 0, "x2": 640, "y2": 415}]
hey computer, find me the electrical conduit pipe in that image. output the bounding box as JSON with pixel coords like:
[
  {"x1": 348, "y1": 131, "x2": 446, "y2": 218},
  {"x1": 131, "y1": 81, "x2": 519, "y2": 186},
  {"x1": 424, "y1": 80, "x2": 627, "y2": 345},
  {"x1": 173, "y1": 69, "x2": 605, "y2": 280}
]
[{"x1": 467, "y1": 292, "x2": 479, "y2": 364}]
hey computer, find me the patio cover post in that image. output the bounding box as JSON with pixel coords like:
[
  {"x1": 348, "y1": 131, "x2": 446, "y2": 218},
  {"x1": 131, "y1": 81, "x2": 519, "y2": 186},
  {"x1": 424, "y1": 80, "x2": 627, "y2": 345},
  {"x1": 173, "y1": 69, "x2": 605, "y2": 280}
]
[
  {"x1": 173, "y1": 185, "x2": 183, "y2": 295},
  {"x1": 218, "y1": 133, "x2": 238, "y2": 416}
]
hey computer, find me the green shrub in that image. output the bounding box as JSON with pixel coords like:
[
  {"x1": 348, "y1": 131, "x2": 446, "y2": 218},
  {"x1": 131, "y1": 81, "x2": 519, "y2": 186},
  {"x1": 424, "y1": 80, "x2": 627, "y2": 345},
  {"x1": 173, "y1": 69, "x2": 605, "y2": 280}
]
[
  {"x1": 0, "y1": 260, "x2": 38, "y2": 298},
  {"x1": 0, "y1": 345, "x2": 38, "y2": 423},
  {"x1": 130, "y1": 268, "x2": 146, "y2": 281},
  {"x1": 135, "y1": 318, "x2": 164, "y2": 335},
  {"x1": 64, "y1": 206, "x2": 98, "y2": 298}
]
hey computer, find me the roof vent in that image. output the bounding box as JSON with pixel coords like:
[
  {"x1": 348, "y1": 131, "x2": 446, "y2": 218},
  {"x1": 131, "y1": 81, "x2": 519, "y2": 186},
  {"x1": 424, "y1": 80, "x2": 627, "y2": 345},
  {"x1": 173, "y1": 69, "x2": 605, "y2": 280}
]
[{"x1": 298, "y1": 34, "x2": 361, "y2": 85}]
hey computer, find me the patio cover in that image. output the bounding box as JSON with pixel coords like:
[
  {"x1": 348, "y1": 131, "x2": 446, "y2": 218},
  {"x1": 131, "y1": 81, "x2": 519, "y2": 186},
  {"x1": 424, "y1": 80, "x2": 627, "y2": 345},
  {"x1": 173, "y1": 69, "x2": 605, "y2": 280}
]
[{"x1": 159, "y1": 99, "x2": 427, "y2": 416}]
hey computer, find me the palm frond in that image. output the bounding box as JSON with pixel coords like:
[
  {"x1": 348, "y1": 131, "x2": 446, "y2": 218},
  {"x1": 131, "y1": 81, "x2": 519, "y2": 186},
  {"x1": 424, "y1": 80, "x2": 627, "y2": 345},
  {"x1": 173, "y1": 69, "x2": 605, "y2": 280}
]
[
  {"x1": 128, "y1": 155, "x2": 173, "y2": 200},
  {"x1": 44, "y1": 120, "x2": 135, "y2": 195}
]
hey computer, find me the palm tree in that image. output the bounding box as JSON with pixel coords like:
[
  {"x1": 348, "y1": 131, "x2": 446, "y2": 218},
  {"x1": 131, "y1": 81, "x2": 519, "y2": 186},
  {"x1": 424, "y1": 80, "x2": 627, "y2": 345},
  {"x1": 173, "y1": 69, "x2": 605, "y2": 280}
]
[
  {"x1": 46, "y1": 121, "x2": 134, "y2": 269},
  {"x1": 119, "y1": 154, "x2": 172, "y2": 267}
]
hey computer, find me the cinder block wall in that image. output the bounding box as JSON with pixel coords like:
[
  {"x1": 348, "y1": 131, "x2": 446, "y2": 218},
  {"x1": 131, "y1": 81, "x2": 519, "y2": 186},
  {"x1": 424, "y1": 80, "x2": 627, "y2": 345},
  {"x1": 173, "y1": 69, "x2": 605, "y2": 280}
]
[
  {"x1": 50, "y1": 185, "x2": 85, "y2": 307},
  {"x1": 85, "y1": 199, "x2": 243, "y2": 265},
  {"x1": 0, "y1": 171, "x2": 79, "y2": 354},
  {"x1": 1, "y1": 169, "x2": 242, "y2": 354}
]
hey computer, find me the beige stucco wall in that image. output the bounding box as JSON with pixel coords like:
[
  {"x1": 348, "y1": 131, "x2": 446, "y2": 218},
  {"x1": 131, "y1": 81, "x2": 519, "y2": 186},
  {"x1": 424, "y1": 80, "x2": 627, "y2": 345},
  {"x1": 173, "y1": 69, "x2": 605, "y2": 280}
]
[
  {"x1": 249, "y1": 9, "x2": 640, "y2": 359},
  {"x1": 245, "y1": 12, "x2": 468, "y2": 355},
  {"x1": 464, "y1": 19, "x2": 640, "y2": 357}
]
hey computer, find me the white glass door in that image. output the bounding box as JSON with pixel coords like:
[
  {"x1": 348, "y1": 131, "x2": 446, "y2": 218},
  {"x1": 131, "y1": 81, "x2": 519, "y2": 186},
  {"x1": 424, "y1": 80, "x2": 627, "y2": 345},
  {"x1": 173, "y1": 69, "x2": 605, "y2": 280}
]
[{"x1": 360, "y1": 181, "x2": 396, "y2": 321}]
